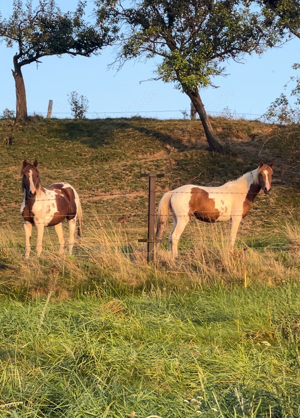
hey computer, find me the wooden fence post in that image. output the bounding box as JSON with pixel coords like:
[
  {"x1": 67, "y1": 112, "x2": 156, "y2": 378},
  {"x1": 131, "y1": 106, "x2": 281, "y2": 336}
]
[
  {"x1": 139, "y1": 173, "x2": 164, "y2": 263},
  {"x1": 47, "y1": 100, "x2": 53, "y2": 118}
]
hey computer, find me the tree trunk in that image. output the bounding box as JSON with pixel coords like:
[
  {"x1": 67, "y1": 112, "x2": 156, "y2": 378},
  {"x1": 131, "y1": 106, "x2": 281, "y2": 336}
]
[
  {"x1": 12, "y1": 58, "x2": 28, "y2": 121},
  {"x1": 187, "y1": 89, "x2": 224, "y2": 153}
]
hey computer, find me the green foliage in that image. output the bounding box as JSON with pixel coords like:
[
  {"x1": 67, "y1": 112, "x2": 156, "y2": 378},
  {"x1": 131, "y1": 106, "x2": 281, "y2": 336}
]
[
  {"x1": 0, "y1": 0, "x2": 114, "y2": 67},
  {"x1": 97, "y1": 0, "x2": 280, "y2": 92},
  {"x1": 68, "y1": 91, "x2": 89, "y2": 119}
]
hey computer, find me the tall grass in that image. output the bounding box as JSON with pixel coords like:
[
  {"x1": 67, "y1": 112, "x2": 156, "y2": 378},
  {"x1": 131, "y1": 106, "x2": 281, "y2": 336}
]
[
  {"x1": 1, "y1": 281, "x2": 300, "y2": 416},
  {"x1": 0, "y1": 216, "x2": 299, "y2": 299}
]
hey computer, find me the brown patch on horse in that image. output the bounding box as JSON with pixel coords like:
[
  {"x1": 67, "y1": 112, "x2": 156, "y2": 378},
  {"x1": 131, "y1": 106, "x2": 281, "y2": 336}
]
[
  {"x1": 21, "y1": 201, "x2": 35, "y2": 224},
  {"x1": 242, "y1": 184, "x2": 261, "y2": 218},
  {"x1": 47, "y1": 184, "x2": 77, "y2": 224},
  {"x1": 189, "y1": 187, "x2": 220, "y2": 222},
  {"x1": 47, "y1": 195, "x2": 69, "y2": 227}
]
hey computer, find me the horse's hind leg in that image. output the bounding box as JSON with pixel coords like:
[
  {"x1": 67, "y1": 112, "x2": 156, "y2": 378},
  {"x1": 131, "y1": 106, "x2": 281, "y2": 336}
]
[
  {"x1": 170, "y1": 215, "x2": 189, "y2": 258},
  {"x1": 68, "y1": 218, "x2": 76, "y2": 255},
  {"x1": 168, "y1": 213, "x2": 177, "y2": 255},
  {"x1": 54, "y1": 223, "x2": 65, "y2": 255}
]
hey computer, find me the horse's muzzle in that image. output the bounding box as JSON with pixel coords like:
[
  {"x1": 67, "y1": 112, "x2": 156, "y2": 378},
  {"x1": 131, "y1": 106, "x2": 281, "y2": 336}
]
[
  {"x1": 29, "y1": 191, "x2": 36, "y2": 198},
  {"x1": 264, "y1": 187, "x2": 271, "y2": 194}
]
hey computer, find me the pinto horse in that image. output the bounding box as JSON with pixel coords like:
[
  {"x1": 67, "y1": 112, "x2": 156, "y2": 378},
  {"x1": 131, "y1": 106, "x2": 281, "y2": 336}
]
[
  {"x1": 20, "y1": 160, "x2": 82, "y2": 258},
  {"x1": 156, "y1": 162, "x2": 273, "y2": 258}
]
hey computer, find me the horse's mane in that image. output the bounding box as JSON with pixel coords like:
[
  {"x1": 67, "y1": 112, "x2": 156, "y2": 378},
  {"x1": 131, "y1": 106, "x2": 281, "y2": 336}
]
[{"x1": 237, "y1": 169, "x2": 259, "y2": 185}]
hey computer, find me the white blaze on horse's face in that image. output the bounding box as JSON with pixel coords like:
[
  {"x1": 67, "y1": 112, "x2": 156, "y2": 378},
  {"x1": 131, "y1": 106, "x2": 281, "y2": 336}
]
[
  {"x1": 29, "y1": 169, "x2": 36, "y2": 196},
  {"x1": 263, "y1": 170, "x2": 271, "y2": 192}
]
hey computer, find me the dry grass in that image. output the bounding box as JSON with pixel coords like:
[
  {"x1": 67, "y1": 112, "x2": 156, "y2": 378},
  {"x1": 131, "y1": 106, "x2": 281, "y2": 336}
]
[{"x1": 0, "y1": 215, "x2": 298, "y2": 300}]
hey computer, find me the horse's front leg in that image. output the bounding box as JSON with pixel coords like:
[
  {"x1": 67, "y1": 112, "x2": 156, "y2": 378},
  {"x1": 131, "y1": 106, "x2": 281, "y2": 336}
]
[
  {"x1": 36, "y1": 221, "x2": 45, "y2": 257},
  {"x1": 23, "y1": 221, "x2": 32, "y2": 258},
  {"x1": 55, "y1": 222, "x2": 65, "y2": 255},
  {"x1": 229, "y1": 215, "x2": 242, "y2": 254}
]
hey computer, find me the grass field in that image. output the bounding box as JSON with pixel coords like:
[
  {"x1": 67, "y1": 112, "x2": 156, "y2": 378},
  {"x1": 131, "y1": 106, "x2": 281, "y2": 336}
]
[{"x1": 0, "y1": 116, "x2": 300, "y2": 416}]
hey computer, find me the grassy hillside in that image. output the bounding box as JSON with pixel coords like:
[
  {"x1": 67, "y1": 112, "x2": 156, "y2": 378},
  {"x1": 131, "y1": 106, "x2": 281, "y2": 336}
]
[
  {"x1": 0, "y1": 116, "x2": 300, "y2": 416},
  {"x1": 0, "y1": 116, "x2": 299, "y2": 294}
]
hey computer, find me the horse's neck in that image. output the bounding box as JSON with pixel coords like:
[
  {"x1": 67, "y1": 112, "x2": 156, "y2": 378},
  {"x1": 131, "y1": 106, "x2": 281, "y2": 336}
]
[
  {"x1": 35, "y1": 185, "x2": 45, "y2": 200},
  {"x1": 243, "y1": 170, "x2": 261, "y2": 202}
]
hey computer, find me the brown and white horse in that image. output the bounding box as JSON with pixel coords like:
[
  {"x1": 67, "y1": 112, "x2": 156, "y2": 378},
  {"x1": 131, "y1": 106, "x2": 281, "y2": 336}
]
[
  {"x1": 20, "y1": 160, "x2": 82, "y2": 258},
  {"x1": 156, "y1": 162, "x2": 273, "y2": 258}
]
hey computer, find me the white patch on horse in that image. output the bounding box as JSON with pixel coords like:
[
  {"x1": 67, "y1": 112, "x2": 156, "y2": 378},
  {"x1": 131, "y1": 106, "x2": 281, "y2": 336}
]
[{"x1": 32, "y1": 189, "x2": 59, "y2": 226}]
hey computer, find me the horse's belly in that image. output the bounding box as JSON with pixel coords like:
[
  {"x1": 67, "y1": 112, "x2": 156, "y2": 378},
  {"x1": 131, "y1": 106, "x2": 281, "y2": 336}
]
[{"x1": 216, "y1": 214, "x2": 231, "y2": 222}]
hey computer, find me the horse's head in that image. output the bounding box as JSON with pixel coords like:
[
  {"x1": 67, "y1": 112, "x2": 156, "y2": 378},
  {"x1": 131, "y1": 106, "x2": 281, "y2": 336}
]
[
  {"x1": 21, "y1": 159, "x2": 40, "y2": 199},
  {"x1": 257, "y1": 161, "x2": 274, "y2": 194}
]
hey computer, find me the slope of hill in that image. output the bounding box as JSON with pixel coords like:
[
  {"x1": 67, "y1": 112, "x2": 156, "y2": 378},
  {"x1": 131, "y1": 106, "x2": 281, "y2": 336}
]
[
  {"x1": 0, "y1": 116, "x2": 299, "y2": 294},
  {"x1": 1, "y1": 116, "x2": 300, "y2": 417}
]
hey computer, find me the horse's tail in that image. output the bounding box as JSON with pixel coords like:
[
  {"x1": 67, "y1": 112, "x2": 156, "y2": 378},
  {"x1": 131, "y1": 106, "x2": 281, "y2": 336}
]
[
  {"x1": 156, "y1": 191, "x2": 172, "y2": 244},
  {"x1": 75, "y1": 194, "x2": 83, "y2": 237}
]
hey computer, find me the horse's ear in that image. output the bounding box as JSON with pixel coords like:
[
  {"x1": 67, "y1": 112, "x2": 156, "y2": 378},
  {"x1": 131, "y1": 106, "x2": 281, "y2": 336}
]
[
  {"x1": 269, "y1": 162, "x2": 274, "y2": 168},
  {"x1": 259, "y1": 161, "x2": 264, "y2": 168},
  {"x1": 21, "y1": 160, "x2": 27, "y2": 175},
  {"x1": 33, "y1": 159, "x2": 38, "y2": 167}
]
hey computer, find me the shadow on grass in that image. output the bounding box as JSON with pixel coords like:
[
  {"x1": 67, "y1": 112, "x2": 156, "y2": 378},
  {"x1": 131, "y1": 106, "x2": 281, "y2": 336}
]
[{"x1": 51, "y1": 118, "x2": 196, "y2": 151}]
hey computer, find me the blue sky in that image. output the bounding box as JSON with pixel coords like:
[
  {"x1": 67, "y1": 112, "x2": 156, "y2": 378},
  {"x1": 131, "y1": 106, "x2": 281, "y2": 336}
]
[{"x1": 0, "y1": 0, "x2": 299, "y2": 120}]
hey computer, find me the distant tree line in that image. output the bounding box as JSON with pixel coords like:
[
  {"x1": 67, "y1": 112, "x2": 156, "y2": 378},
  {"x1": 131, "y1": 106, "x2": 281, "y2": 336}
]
[{"x1": 0, "y1": 0, "x2": 299, "y2": 153}]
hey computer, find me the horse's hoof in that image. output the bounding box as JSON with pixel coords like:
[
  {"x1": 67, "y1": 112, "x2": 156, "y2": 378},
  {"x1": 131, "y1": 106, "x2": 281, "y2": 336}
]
[{"x1": 230, "y1": 250, "x2": 242, "y2": 258}]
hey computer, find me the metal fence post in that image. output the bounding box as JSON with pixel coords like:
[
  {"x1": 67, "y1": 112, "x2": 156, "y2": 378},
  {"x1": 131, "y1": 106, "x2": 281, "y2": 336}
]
[{"x1": 139, "y1": 173, "x2": 164, "y2": 263}]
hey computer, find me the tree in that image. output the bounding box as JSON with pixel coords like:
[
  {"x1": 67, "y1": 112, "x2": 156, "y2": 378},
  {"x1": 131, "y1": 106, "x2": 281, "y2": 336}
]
[
  {"x1": 68, "y1": 91, "x2": 89, "y2": 119},
  {"x1": 0, "y1": 0, "x2": 115, "y2": 121},
  {"x1": 263, "y1": 64, "x2": 300, "y2": 124},
  {"x1": 95, "y1": 0, "x2": 277, "y2": 153}
]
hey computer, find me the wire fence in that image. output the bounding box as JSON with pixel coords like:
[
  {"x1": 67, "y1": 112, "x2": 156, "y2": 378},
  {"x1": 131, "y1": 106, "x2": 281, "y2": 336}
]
[
  {"x1": 22, "y1": 108, "x2": 263, "y2": 120},
  {"x1": 0, "y1": 186, "x2": 294, "y2": 256}
]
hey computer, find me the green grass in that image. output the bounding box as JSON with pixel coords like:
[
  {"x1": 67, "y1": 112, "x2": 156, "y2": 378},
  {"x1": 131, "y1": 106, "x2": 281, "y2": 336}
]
[
  {"x1": 0, "y1": 116, "x2": 300, "y2": 416},
  {"x1": 1, "y1": 285, "x2": 300, "y2": 417}
]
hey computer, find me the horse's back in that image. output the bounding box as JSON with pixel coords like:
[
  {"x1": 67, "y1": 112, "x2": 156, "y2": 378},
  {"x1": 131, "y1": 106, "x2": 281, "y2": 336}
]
[{"x1": 171, "y1": 184, "x2": 234, "y2": 222}]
